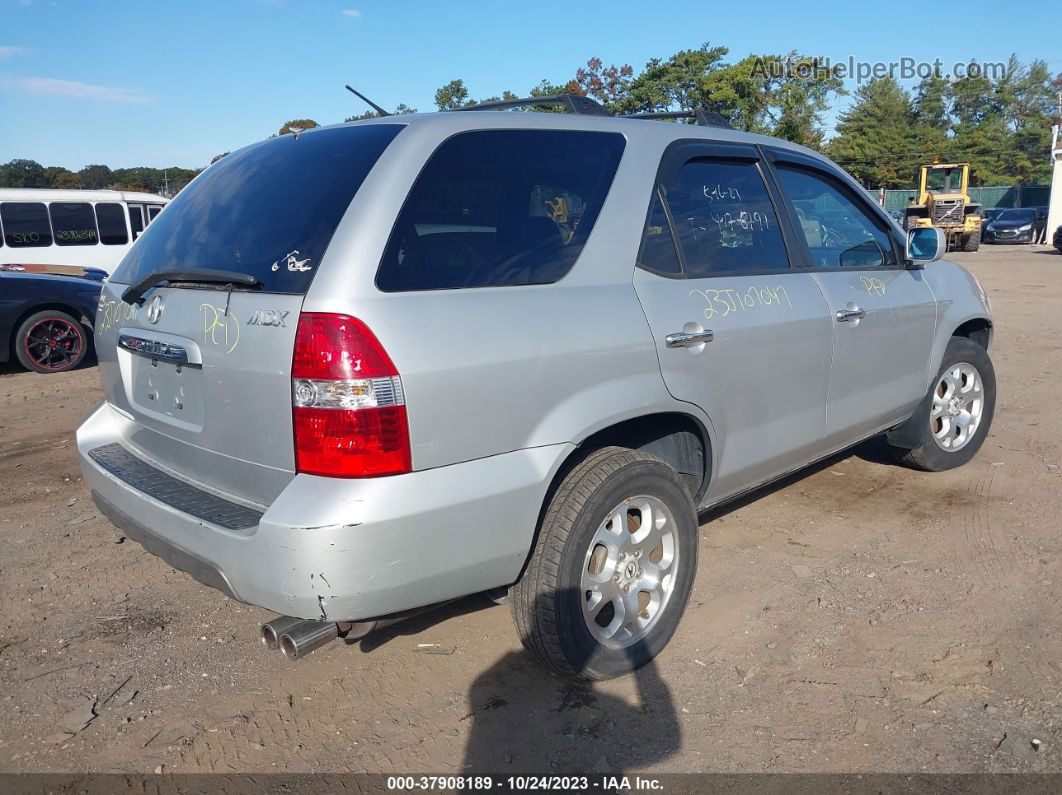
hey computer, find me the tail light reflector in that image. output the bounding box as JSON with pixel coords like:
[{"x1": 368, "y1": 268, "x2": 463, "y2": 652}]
[{"x1": 291, "y1": 314, "x2": 411, "y2": 477}]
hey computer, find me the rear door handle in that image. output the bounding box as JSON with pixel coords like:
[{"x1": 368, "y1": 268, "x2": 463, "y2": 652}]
[
  {"x1": 665, "y1": 329, "x2": 714, "y2": 348},
  {"x1": 835, "y1": 307, "x2": 866, "y2": 323}
]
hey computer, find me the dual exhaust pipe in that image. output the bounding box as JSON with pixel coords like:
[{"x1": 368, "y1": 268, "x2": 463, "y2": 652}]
[{"x1": 260, "y1": 615, "x2": 404, "y2": 660}]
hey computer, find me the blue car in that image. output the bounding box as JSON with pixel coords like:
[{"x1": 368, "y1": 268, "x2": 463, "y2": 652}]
[{"x1": 0, "y1": 269, "x2": 103, "y2": 373}]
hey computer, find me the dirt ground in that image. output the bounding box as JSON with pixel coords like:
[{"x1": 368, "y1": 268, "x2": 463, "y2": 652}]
[{"x1": 0, "y1": 244, "x2": 1059, "y2": 776}]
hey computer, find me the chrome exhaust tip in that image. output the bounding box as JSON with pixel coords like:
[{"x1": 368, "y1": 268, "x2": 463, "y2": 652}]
[
  {"x1": 278, "y1": 619, "x2": 340, "y2": 660},
  {"x1": 260, "y1": 616, "x2": 304, "y2": 651}
]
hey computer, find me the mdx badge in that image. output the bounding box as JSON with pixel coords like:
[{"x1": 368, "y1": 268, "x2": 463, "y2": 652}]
[
  {"x1": 247, "y1": 309, "x2": 290, "y2": 327},
  {"x1": 146, "y1": 295, "x2": 164, "y2": 324}
]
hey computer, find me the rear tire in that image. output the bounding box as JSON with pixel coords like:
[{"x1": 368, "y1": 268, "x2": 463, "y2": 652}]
[
  {"x1": 887, "y1": 337, "x2": 995, "y2": 471},
  {"x1": 961, "y1": 233, "x2": 980, "y2": 252},
  {"x1": 510, "y1": 447, "x2": 698, "y2": 680},
  {"x1": 14, "y1": 310, "x2": 88, "y2": 374}
]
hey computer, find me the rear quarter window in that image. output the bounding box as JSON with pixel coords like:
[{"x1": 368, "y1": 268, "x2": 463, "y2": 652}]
[
  {"x1": 111, "y1": 124, "x2": 404, "y2": 292},
  {"x1": 50, "y1": 202, "x2": 99, "y2": 246},
  {"x1": 96, "y1": 203, "x2": 129, "y2": 245},
  {"x1": 1, "y1": 202, "x2": 53, "y2": 248},
  {"x1": 376, "y1": 129, "x2": 626, "y2": 291}
]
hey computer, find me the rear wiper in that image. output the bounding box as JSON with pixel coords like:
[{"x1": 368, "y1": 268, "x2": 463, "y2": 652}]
[{"x1": 121, "y1": 268, "x2": 261, "y2": 305}]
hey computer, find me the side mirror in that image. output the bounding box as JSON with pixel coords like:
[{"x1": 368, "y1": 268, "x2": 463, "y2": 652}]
[{"x1": 906, "y1": 227, "x2": 945, "y2": 266}]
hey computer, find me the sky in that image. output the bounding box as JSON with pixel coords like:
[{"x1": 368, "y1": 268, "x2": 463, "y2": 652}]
[{"x1": 0, "y1": 0, "x2": 1058, "y2": 170}]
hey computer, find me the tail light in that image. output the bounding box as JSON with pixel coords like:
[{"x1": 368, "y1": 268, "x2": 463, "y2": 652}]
[{"x1": 291, "y1": 313, "x2": 411, "y2": 477}]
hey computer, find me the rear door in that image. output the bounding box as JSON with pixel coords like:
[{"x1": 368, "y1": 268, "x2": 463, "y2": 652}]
[
  {"x1": 766, "y1": 150, "x2": 937, "y2": 446},
  {"x1": 96, "y1": 124, "x2": 403, "y2": 506},
  {"x1": 633, "y1": 142, "x2": 834, "y2": 502}
]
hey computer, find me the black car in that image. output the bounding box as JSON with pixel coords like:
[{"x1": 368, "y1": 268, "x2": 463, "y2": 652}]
[
  {"x1": 0, "y1": 271, "x2": 102, "y2": 373},
  {"x1": 983, "y1": 207, "x2": 1037, "y2": 244},
  {"x1": 1053, "y1": 224, "x2": 1062, "y2": 253},
  {"x1": 980, "y1": 207, "x2": 1005, "y2": 241}
]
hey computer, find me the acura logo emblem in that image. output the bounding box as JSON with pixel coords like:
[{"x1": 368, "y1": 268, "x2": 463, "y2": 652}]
[{"x1": 146, "y1": 295, "x2": 164, "y2": 325}]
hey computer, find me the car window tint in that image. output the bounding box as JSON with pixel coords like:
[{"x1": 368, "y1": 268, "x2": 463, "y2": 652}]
[
  {"x1": 113, "y1": 125, "x2": 402, "y2": 293},
  {"x1": 664, "y1": 160, "x2": 788, "y2": 277},
  {"x1": 128, "y1": 205, "x2": 144, "y2": 240},
  {"x1": 637, "y1": 193, "x2": 682, "y2": 276},
  {"x1": 775, "y1": 166, "x2": 897, "y2": 269},
  {"x1": 96, "y1": 203, "x2": 129, "y2": 245},
  {"x1": 376, "y1": 130, "x2": 625, "y2": 291},
  {"x1": 1, "y1": 202, "x2": 53, "y2": 247},
  {"x1": 50, "y1": 202, "x2": 98, "y2": 246}
]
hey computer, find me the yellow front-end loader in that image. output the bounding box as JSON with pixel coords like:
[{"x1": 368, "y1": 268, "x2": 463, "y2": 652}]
[{"x1": 904, "y1": 162, "x2": 982, "y2": 252}]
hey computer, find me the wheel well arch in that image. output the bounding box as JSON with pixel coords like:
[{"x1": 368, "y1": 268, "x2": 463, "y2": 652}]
[
  {"x1": 544, "y1": 412, "x2": 712, "y2": 514},
  {"x1": 510, "y1": 411, "x2": 712, "y2": 589},
  {"x1": 8, "y1": 302, "x2": 94, "y2": 359},
  {"x1": 951, "y1": 317, "x2": 992, "y2": 350}
]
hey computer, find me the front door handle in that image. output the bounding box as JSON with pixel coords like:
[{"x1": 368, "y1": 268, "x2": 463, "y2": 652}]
[
  {"x1": 665, "y1": 329, "x2": 715, "y2": 348},
  {"x1": 835, "y1": 307, "x2": 866, "y2": 323}
]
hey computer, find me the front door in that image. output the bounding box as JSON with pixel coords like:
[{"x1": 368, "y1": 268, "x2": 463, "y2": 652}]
[
  {"x1": 633, "y1": 146, "x2": 834, "y2": 503},
  {"x1": 769, "y1": 159, "x2": 937, "y2": 447}
]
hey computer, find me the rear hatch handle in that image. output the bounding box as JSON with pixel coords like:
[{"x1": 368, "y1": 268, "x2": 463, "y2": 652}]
[{"x1": 121, "y1": 269, "x2": 261, "y2": 306}]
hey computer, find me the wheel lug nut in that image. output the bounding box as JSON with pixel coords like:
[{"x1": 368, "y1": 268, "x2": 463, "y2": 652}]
[{"x1": 634, "y1": 549, "x2": 642, "y2": 558}]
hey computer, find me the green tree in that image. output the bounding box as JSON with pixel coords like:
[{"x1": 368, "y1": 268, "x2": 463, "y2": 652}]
[
  {"x1": 344, "y1": 103, "x2": 418, "y2": 122},
  {"x1": 77, "y1": 164, "x2": 113, "y2": 189},
  {"x1": 913, "y1": 73, "x2": 951, "y2": 129},
  {"x1": 827, "y1": 78, "x2": 919, "y2": 187},
  {"x1": 277, "y1": 118, "x2": 319, "y2": 135},
  {"x1": 0, "y1": 158, "x2": 47, "y2": 188},
  {"x1": 434, "y1": 80, "x2": 474, "y2": 110}
]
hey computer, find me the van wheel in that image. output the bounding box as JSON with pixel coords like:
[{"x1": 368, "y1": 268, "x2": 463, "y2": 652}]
[
  {"x1": 510, "y1": 447, "x2": 697, "y2": 680},
  {"x1": 14, "y1": 310, "x2": 88, "y2": 374},
  {"x1": 888, "y1": 337, "x2": 996, "y2": 471}
]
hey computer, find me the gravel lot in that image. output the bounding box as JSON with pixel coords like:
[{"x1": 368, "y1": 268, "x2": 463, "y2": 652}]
[{"x1": 1, "y1": 244, "x2": 1059, "y2": 775}]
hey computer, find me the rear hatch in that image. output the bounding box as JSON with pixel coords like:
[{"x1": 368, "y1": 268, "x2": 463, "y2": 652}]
[{"x1": 96, "y1": 123, "x2": 403, "y2": 506}]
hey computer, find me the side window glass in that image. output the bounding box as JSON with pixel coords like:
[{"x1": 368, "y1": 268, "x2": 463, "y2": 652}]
[
  {"x1": 96, "y1": 203, "x2": 129, "y2": 245},
  {"x1": 128, "y1": 205, "x2": 144, "y2": 240},
  {"x1": 376, "y1": 130, "x2": 625, "y2": 291},
  {"x1": 1, "y1": 202, "x2": 53, "y2": 247},
  {"x1": 664, "y1": 160, "x2": 788, "y2": 277},
  {"x1": 147, "y1": 205, "x2": 162, "y2": 222},
  {"x1": 775, "y1": 166, "x2": 897, "y2": 269},
  {"x1": 50, "y1": 202, "x2": 98, "y2": 246},
  {"x1": 637, "y1": 193, "x2": 682, "y2": 276}
]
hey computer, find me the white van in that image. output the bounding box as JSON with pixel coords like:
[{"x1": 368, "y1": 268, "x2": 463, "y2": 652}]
[{"x1": 0, "y1": 188, "x2": 169, "y2": 274}]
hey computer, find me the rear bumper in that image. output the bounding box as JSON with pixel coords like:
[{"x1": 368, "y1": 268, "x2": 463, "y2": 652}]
[{"x1": 78, "y1": 402, "x2": 571, "y2": 620}]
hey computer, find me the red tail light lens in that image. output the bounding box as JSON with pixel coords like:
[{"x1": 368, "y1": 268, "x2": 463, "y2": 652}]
[{"x1": 292, "y1": 313, "x2": 411, "y2": 477}]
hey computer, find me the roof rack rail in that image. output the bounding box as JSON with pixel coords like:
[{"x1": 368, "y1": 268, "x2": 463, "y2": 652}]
[
  {"x1": 454, "y1": 93, "x2": 612, "y2": 117},
  {"x1": 626, "y1": 110, "x2": 734, "y2": 130}
]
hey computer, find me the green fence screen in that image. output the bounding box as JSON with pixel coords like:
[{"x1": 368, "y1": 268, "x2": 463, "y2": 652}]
[{"x1": 867, "y1": 185, "x2": 1051, "y2": 211}]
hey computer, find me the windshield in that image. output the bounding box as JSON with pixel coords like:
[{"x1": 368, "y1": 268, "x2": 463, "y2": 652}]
[
  {"x1": 924, "y1": 168, "x2": 963, "y2": 193},
  {"x1": 111, "y1": 124, "x2": 403, "y2": 292},
  {"x1": 996, "y1": 209, "x2": 1035, "y2": 222}
]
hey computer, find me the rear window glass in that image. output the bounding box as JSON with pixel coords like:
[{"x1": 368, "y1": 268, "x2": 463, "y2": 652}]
[
  {"x1": 50, "y1": 202, "x2": 98, "y2": 246},
  {"x1": 112, "y1": 124, "x2": 403, "y2": 292},
  {"x1": 376, "y1": 130, "x2": 625, "y2": 291},
  {"x1": 96, "y1": 203, "x2": 129, "y2": 245},
  {"x1": 1, "y1": 202, "x2": 53, "y2": 248}
]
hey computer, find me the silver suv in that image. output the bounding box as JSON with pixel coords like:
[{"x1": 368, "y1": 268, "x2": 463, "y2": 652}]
[{"x1": 77, "y1": 97, "x2": 995, "y2": 680}]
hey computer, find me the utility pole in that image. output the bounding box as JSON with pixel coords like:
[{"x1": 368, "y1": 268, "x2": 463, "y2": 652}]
[{"x1": 161, "y1": 170, "x2": 170, "y2": 197}]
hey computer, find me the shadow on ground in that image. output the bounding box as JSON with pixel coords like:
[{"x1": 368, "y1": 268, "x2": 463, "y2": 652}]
[{"x1": 460, "y1": 590, "x2": 681, "y2": 774}]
